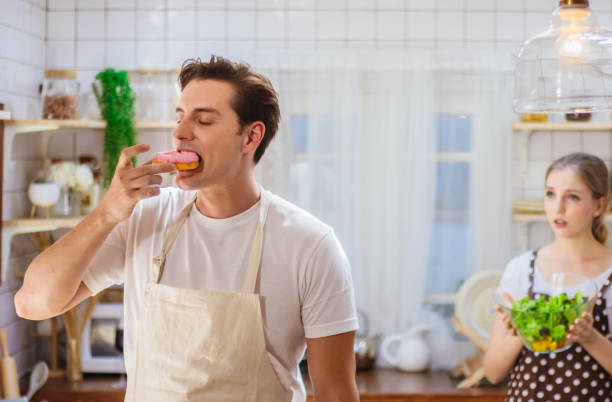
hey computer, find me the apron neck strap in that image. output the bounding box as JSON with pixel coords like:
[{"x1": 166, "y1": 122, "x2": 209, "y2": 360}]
[
  {"x1": 244, "y1": 189, "x2": 270, "y2": 293},
  {"x1": 152, "y1": 187, "x2": 271, "y2": 293},
  {"x1": 152, "y1": 195, "x2": 196, "y2": 283}
]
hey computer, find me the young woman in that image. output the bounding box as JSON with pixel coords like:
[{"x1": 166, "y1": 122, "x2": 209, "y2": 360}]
[{"x1": 484, "y1": 152, "x2": 612, "y2": 401}]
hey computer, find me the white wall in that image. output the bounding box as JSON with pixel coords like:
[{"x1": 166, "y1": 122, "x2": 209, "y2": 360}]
[{"x1": 0, "y1": 0, "x2": 47, "y2": 378}]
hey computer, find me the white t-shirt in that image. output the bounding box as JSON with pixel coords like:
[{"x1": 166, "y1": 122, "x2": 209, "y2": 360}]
[
  {"x1": 82, "y1": 186, "x2": 358, "y2": 401},
  {"x1": 497, "y1": 250, "x2": 612, "y2": 332}
]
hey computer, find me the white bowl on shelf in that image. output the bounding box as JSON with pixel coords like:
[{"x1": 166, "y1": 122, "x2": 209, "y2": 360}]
[{"x1": 28, "y1": 182, "x2": 61, "y2": 207}]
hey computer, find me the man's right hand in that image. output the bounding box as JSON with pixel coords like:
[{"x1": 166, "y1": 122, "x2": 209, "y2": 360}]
[{"x1": 98, "y1": 144, "x2": 176, "y2": 224}]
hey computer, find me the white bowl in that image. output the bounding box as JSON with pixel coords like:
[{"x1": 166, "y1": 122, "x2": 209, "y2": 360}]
[{"x1": 28, "y1": 182, "x2": 61, "y2": 207}]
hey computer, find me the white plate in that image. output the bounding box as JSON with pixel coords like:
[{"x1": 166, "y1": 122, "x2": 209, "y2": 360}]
[{"x1": 455, "y1": 270, "x2": 503, "y2": 342}]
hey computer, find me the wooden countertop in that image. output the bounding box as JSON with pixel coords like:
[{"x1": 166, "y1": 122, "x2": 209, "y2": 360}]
[{"x1": 31, "y1": 369, "x2": 506, "y2": 402}]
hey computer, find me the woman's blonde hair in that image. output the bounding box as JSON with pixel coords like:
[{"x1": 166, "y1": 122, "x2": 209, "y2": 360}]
[{"x1": 545, "y1": 152, "x2": 610, "y2": 245}]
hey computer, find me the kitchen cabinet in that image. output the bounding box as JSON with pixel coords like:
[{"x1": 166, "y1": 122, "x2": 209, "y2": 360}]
[
  {"x1": 511, "y1": 121, "x2": 612, "y2": 249},
  {"x1": 0, "y1": 119, "x2": 175, "y2": 284},
  {"x1": 30, "y1": 369, "x2": 506, "y2": 402}
]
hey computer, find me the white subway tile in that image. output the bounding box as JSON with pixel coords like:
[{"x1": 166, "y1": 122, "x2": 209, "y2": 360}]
[
  {"x1": 436, "y1": 11, "x2": 464, "y2": 41},
  {"x1": 167, "y1": 41, "x2": 197, "y2": 69},
  {"x1": 3, "y1": 160, "x2": 44, "y2": 193},
  {"x1": 496, "y1": 11, "x2": 524, "y2": 42},
  {"x1": 258, "y1": 0, "x2": 285, "y2": 10},
  {"x1": 583, "y1": 132, "x2": 610, "y2": 160},
  {"x1": 107, "y1": 0, "x2": 136, "y2": 9},
  {"x1": 76, "y1": 0, "x2": 104, "y2": 10},
  {"x1": 496, "y1": 0, "x2": 523, "y2": 12},
  {"x1": 226, "y1": 40, "x2": 257, "y2": 61},
  {"x1": 317, "y1": 11, "x2": 345, "y2": 40},
  {"x1": 48, "y1": 0, "x2": 76, "y2": 10},
  {"x1": 376, "y1": 0, "x2": 404, "y2": 9},
  {"x1": 347, "y1": 39, "x2": 376, "y2": 49},
  {"x1": 46, "y1": 40, "x2": 76, "y2": 69},
  {"x1": 525, "y1": 12, "x2": 551, "y2": 40},
  {"x1": 196, "y1": 0, "x2": 226, "y2": 9},
  {"x1": 466, "y1": 11, "x2": 494, "y2": 41},
  {"x1": 76, "y1": 40, "x2": 105, "y2": 69},
  {"x1": 197, "y1": 11, "x2": 226, "y2": 39},
  {"x1": 0, "y1": 0, "x2": 18, "y2": 27},
  {"x1": 529, "y1": 131, "x2": 552, "y2": 161},
  {"x1": 32, "y1": 5, "x2": 46, "y2": 38},
  {"x1": 107, "y1": 11, "x2": 136, "y2": 39},
  {"x1": 227, "y1": 11, "x2": 256, "y2": 39},
  {"x1": 77, "y1": 10, "x2": 105, "y2": 40},
  {"x1": 14, "y1": 344, "x2": 37, "y2": 379},
  {"x1": 406, "y1": 0, "x2": 433, "y2": 10},
  {"x1": 256, "y1": 40, "x2": 284, "y2": 51},
  {"x1": 317, "y1": 0, "x2": 344, "y2": 10},
  {"x1": 376, "y1": 11, "x2": 404, "y2": 40},
  {"x1": 524, "y1": 160, "x2": 549, "y2": 189},
  {"x1": 75, "y1": 130, "x2": 104, "y2": 159},
  {"x1": 287, "y1": 11, "x2": 315, "y2": 40},
  {"x1": 466, "y1": 0, "x2": 493, "y2": 11},
  {"x1": 437, "y1": 0, "x2": 462, "y2": 11},
  {"x1": 347, "y1": 11, "x2": 375, "y2": 41},
  {"x1": 552, "y1": 131, "x2": 581, "y2": 158},
  {"x1": 47, "y1": 11, "x2": 75, "y2": 40},
  {"x1": 106, "y1": 41, "x2": 136, "y2": 70},
  {"x1": 316, "y1": 40, "x2": 345, "y2": 49},
  {"x1": 136, "y1": 41, "x2": 165, "y2": 68},
  {"x1": 406, "y1": 11, "x2": 435, "y2": 40},
  {"x1": 168, "y1": 10, "x2": 196, "y2": 39},
  {"x1": 227, "y1": 0, "x2": 255, "y2": 9},
  {"x1": 197, "y1": 40, "x2": 228, "y2": 58},
  {"x1": 3, "y1": 191, "x2": 31, "y2": 220},
  {"x1": 287, "y1": 0, "x2": 315, "y2": 9},
  {"x1": 286, "y1": 40, "x2": 316, "y2": 49},
  {"x1": 350, "y1": 0, "x2": 375, "y2": 9},
  {"x1": 137, "y1": 10, "x2": 166, "y2": 40},
  {"x1": 137, "y1": 0, "x2": 165, "y2": 10},
  {"x1": 11, "y1": 129, "x2": 44, "y2": 159},
  {"x1": 524, "y1": 0, "x2": 553, "y2": 12},
  {"x1": 256, "y1": 11, "x2": 285, "y2": 40},
  {"x1": 168, "y1": 0, "x2": 196, "y2": 9}
]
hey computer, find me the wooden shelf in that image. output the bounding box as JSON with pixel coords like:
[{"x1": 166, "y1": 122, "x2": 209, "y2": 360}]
[
  {"x1": 513, "y1": 212, "x2": 612, "y2": 223},
  {"x1": 512, "y1": 122, "x2": 612, "y2": 131},
  {"x1": 1, "y1": 217, "x2": 83, "y2": 283},
  {"x1": 5, "y1": 119, "x2": 177, "y2": 130},
  {"x1": 3, "y1": 217, "x2": 82, "y2": 229}
]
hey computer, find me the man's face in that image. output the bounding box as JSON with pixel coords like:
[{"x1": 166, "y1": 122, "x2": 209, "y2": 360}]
[{"x1": 173, "y1": 79, "x2": 245, "y2": 190}]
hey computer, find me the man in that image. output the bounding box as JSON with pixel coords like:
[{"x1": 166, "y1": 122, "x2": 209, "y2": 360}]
[{"x1": 15, "y1": 56, "x2": 359, "y2": 401}]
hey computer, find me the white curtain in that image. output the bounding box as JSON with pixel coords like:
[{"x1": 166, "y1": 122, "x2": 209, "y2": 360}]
[{"x1": 254, "y1": 50, "x2": 514, "y2": 336}]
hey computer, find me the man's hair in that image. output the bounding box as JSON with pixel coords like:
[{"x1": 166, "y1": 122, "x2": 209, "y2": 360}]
[{"x1": 178, "y1": 56, "x2": 280, "y2": 164}]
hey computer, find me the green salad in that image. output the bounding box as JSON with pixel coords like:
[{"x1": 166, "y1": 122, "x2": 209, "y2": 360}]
[{"x1": 510, "y1": 291, "x2": 588, "y2": 352}]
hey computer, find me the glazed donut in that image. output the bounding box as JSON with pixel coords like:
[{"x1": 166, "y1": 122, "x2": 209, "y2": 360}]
[{"x1": 152, "y1": 150, "x2": 200, "y2": 170}]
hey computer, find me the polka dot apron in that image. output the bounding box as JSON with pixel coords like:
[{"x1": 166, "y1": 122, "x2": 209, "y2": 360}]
[{"x1": 506, "y1": 250, "x2": 612, "y2": 402}]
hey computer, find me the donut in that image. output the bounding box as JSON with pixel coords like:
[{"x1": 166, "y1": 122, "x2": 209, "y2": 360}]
[{"x1": 152, "y1": 150, "x2": 200, "y2": 170}]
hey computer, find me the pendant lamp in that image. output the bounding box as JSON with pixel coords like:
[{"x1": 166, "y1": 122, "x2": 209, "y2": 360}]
[{"x1": 513, "y1": 0, "x2": 612, "y2": 113}]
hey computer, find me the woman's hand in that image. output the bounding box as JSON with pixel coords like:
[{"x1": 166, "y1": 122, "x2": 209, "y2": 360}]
[
  {"x1": 494, "y1": 305, "x2": 517, "y2": 336},
  {"x1": 567, "y1": 311, "x2": 597, "y2": 346}
]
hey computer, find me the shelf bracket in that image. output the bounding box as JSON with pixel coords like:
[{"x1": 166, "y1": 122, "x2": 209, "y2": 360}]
[
  {"x1": 1, "y1": 225, "x2": 59, "y2": 284},
  {"x1": 519, "y1": 129, "x2": 532, "y2": 177}
]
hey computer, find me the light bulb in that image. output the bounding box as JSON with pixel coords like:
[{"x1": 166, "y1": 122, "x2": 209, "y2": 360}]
[{"x1": 555, "y1": 34, "x2": 592, "y2": 62}]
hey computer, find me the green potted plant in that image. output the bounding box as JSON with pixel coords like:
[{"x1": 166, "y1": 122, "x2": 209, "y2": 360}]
[{"x1": 93, "y1": 69, "x2": 137, "y2": 187}]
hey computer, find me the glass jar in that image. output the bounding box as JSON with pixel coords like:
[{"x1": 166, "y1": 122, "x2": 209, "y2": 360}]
[
  {"x1": 41, "y1": 69, "x2": 79, "y2": 119},
  {"x1": 133, "y1": 69, "x2": 164, "y2": 121},
  {"x1": 168, "y1": 68, "x2": 182, "y2": 120}
]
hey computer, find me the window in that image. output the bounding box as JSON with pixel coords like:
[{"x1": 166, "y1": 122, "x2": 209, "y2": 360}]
[{"x1": 425, "y1": 114, "x2": 473, "y2": 302}]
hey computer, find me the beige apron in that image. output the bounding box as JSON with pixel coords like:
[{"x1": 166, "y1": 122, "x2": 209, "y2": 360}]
[{"x1": 124, "y1": 191, "x2": 290, "y2": 401}]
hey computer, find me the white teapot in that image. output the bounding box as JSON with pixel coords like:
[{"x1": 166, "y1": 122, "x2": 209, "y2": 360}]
[{"x1": 380, "y1": 324, "x2": 430, "y2": 372}]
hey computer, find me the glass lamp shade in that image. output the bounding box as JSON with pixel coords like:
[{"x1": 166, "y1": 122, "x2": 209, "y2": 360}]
[{"x1": 514, "y1": 2, "x2": 612, "y2": 113}]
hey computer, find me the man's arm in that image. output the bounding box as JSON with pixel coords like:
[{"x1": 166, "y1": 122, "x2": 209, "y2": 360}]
[
  {"x1": 14, "y1": 144, "x2": 175, "y2": 320},
  {"x1": 306, "y1": 331, "x2": 359, "y2": 402}
]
